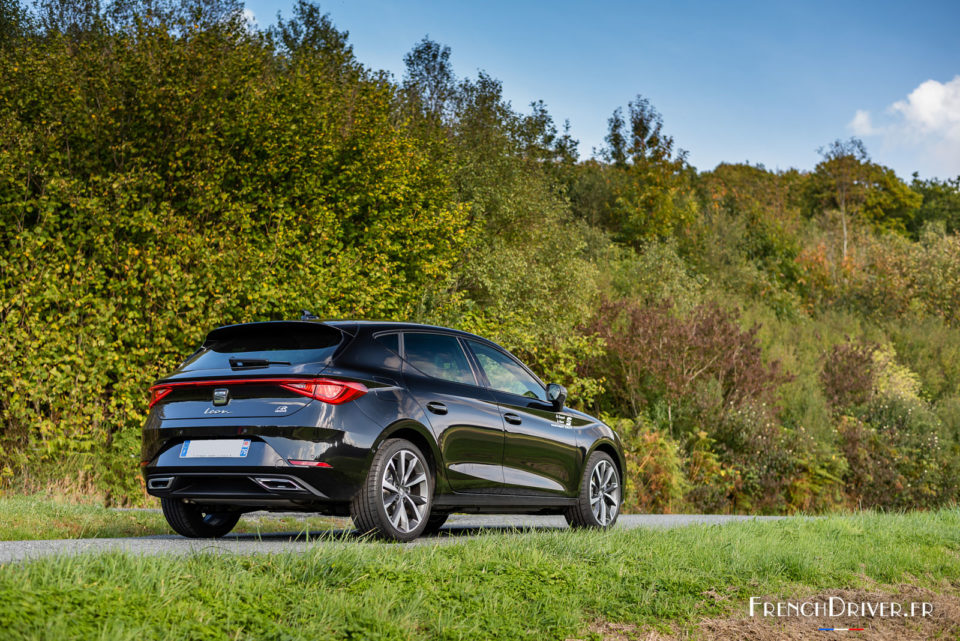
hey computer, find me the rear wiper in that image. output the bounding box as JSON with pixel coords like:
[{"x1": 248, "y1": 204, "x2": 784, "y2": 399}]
[{"x1": 228, "y1": 358, "x2": 291, "y2": 369}]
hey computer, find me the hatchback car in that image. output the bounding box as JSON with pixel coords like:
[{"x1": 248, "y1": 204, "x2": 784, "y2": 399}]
[{"x1": 142, "y1": 319, "x2": 625, "y2": 541}]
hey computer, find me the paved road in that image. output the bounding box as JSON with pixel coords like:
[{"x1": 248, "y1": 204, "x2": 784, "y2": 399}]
[{"x1": 0, "y1": 514, "x2": 784, "y2": 564}]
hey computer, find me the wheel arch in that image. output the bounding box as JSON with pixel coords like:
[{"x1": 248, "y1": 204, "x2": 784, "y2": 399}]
[
  {"x1": 584, "y1": 438, "x2": 626, "y2": 502},
  {"x1": 372, "y1": 419, "x2": 447, "y2": 491}
]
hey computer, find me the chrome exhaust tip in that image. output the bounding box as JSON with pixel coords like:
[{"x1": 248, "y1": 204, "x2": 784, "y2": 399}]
[
  {"x1": 253, "y1": 477, "x2": 304, "y2": 491},
  {"x1": 147, "y1": 476, "x2": 174, "y2": 490}
]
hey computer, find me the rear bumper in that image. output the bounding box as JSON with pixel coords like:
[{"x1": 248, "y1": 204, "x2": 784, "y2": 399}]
[
  {"x1": 143, "y1": 438, "x2": 367, "y2": 506},
  {"x1": 141, "y1": 403, "x2": 385, "y2": 508},
  {"x1": 144, "y1": 470, "x2": 336, "y2": 510}
]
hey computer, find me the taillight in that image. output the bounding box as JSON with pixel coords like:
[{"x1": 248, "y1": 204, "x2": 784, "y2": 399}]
[
  {"x1": 278, "y1": 379, "x2": 367, "y2": 404},
  {"x1": 147, "y1": 377, "x2": 368, "y2": 408},
  {"x1": 149, "y1": 386, "x2": 173, "y2": 408}
]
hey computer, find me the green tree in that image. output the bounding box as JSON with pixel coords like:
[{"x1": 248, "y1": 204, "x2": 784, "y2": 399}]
[
  {"x1": 909, "y1": 174, "x2": 960, "y2": 236},
  {"x1": 574, "y1": 95, "x2": 696, "y2": 246},
  {"x1": 811, "y1": 138, "x2": 870, "y2": 261}
]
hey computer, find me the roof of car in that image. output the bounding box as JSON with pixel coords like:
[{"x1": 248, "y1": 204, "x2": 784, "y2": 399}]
[
  {"x1": 322, "y1": 319, "x2": 481, "y2": 337},
  {"x1": 206, "y1": 319, "x2": 495, "y2": 345}
]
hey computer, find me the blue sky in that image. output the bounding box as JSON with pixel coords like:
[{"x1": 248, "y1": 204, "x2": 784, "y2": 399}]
[{"x1": 245, "y1": 0, "x2": 960, "y2": 179}]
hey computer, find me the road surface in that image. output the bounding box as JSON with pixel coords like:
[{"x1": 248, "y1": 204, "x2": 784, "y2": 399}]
[{"x1": 0, "y1": 514, "x2": 785, "y2": 564}]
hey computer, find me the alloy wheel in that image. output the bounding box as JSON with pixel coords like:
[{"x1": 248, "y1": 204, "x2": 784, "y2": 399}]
[
  {"x1": 381, "y1": 448, "x2": 429, "y2": 533},
  {"x1": 589, "y1": 459, "x2": 620, "y2": 526}
]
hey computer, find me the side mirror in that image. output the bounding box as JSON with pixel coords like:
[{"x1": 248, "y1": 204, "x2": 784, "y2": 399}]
[{"x1": 546, "y1": 383, "x2": 567, "y2": 410}]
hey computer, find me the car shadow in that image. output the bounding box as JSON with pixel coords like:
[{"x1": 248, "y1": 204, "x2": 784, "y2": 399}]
[{"x1": 217, "y1": 524, "x2": 564, "y2": 543}]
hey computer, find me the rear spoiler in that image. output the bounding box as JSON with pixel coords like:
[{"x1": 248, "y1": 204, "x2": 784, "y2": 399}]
[{"x1": 202, "y1": 321, "x2": 345, "y2": 348}]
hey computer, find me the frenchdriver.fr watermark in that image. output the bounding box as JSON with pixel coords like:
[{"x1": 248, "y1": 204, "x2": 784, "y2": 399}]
[{"x1": 749, "y1": 596, "x2": 934, "y2": 632}]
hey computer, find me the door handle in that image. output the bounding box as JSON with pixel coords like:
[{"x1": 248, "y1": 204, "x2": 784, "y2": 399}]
[
  {"x1": 426, "y1": 401, "x2": 448, "y2": 415},
  {"x1": 503, "y1": 412, "x2": 522, "y2": 425}
]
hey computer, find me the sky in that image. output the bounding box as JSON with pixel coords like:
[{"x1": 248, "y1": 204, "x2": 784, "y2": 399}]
[{"x1": 244, "y1": 0, "x2": 960, "y2": 179}]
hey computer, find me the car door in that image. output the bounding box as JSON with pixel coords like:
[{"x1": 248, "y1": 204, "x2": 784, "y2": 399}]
[
  {"x1": 401, "y1": 332, "x2": 505, "y2": 493},
  {"x1": 463, "y1": 339, "x2": 581, "y2": 497}
]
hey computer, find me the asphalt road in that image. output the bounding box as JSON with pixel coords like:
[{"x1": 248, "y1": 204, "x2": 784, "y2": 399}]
[{"x1": 0, "y1": 514, "x2": 783, "y2": 564}]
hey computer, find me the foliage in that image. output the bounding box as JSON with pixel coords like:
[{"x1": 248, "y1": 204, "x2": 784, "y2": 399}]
[
  {"x1": 0, "y1": 2, "x2": 469, "y2": 502},
  {"x1": 820, "y1": 339, "x2": 876, "y2": 410},
  {"x1": 582, "y1": 299, "x2": 788, "y2": 424},
  {"x1": 567, "y1": 96, "x2": 698, "y2": 246},
  {"x1": 2, "y1": 0, "x2": 960, "y2": 513},
  {"x1": 841, "y1": 395, "x2": 950, "y2": 509},
  {"x1": 909, "y1": 174, "x2": 960, "y2": 237},
  {"x1": 603, "y1": 416, "x2": 688, "y2": 513}
]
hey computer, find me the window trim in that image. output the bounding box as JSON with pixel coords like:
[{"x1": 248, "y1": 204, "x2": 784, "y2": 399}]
[
  {"x1": 397, "y1": 330, "x2": 482, "y2": 387},
  {"x1": 371, "y1": 330, "x2": 401, "y2": 356},
  {"x1": 463, "y1": 338, "x2": 548, "y2": 401}
]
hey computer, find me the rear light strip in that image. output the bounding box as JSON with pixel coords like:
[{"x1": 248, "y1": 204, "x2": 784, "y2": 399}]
[
  {"x1": 289, "y1": 460, "x2": 332, "y2": 468},
  {"x1": 148, "y1": 377, "x2": 368, "y2": 408}
]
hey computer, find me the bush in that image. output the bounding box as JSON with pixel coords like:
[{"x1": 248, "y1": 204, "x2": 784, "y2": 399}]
[
  {"x1": 582, "y1": 298, "x2": 790, "y2": 426},
  {"x1": 820, "y1": 338, "x2": 876, "y2": 410},
  {"x1": 0, "y1": 7, "x2": 471, "y2": 502},
  {"x1": 842, "y1": 396, "x2": 949, "y2": 509},
  {"x1": 604, "y1": 416, "x2": 688, "y2": 513}
]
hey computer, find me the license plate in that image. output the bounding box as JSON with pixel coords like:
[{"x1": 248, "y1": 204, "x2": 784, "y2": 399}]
[{"x1": 179, "y1": 439, "x2": 251, "y2": 458}]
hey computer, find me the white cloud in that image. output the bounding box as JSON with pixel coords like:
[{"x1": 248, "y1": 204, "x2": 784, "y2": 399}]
[
  {"x1": 849, "y1": 109, "x2": 877, "y2": 136},
  {"x1": 848, "y1": 75, "x2": 960, "y2": 177},
  {"x1": 242, "y1": 8, "x2": 257, "y2": 26},
  {"x1": 892, "y1": 76, "x2": 960, "y2": 136}
]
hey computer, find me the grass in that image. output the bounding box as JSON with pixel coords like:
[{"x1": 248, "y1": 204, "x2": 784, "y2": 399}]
[
  {"x1": 0, "y1": 495, "x2": 342, "y2": 541},
  {"x1": 0, "y1": 510, "x2": 958, "y2": 640}
]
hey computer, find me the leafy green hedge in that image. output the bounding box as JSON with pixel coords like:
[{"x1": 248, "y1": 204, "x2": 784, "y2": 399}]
[
  {"x1": 0, "y1": 9, "x2": 471, "y2": 501},
  {"x1": 2, "y1": 1, "x2": 959, "y2": 510}
]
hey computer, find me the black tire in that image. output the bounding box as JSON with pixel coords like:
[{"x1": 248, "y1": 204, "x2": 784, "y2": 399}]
[
  {"x1": 351, "y1": 438, "x2": 433, "y2": 541},
  {"x1": 422, "y1": 511, "x2": 450, "y2": 535},
  {"x1": 564, "y1": 451, "x2": 621, "y2": 529},
  {"x1": 160, "y1": 498, "x2": 241, "y2": 538}
]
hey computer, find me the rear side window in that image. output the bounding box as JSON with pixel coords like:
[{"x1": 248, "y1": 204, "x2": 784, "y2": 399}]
[
  {"x1": 178, "y1": 323, "x2": 343, "y2": 371},
  {"x1": 403, "y1": 333, "x2": 476, "y2": 385},
  {"x1": 374, "y1": 332, "x2": 400, "y2": 354}
]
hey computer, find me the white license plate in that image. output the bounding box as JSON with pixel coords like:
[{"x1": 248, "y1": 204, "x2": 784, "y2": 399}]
[{"x1": 179, "y1": 439, "x2": 251, "y2": 458}]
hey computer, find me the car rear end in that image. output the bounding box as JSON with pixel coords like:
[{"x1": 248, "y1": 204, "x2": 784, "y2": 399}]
[{"x1": 141, "y1": 321, "x2": 383, "y2": 514}]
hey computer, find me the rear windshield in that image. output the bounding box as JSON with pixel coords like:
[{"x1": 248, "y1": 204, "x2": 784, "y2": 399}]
[{"x1": 178, "y1": 323, "x2": 343, "y2": 372}]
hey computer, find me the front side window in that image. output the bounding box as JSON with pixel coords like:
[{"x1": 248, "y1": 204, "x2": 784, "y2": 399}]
[
  {"x1": 403, "y1": 333, "x2": 476, "y2": 385},
  {"x1": 467, "y1": 340, "x2": 546, "y2": 401}
]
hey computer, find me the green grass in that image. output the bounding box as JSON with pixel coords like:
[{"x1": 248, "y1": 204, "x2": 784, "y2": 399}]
[
  {"x1": 0, "y1": 496, "x2": 342, "y2": 541},
  {"x1": 0, "y1": 510, "x2": 958, "y2": 640}
]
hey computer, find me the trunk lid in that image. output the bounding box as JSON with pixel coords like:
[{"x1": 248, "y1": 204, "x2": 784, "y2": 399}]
[{"x1": 152, "y1": 321, "x2": 346, "y2": 420}]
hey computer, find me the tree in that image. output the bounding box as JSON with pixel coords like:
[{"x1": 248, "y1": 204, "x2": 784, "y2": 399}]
[
  {"x1": 814, "y1": 138, "x2": 869, "y2": 261},
  {"x1": 585, "y1": 94, "x2": 695, "y2": 246},
  {"x1": 909, "y1": 174, "x2": 960, "y2": 237},
  {"x1": 403, "y1": 37, "x2": 455, "y2": 119},
  {"x1": 0, "y1": 0, "x2": 30, "y2": 43},
  {"x1": 603, "y1": 95, "x2": 677, "y2": 167}
]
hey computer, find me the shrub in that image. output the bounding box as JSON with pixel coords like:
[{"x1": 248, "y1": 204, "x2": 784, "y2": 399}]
[
  {"x1": 820, "y1": 338, "x2": 876, "y2": 410},
  {"x1": 605, "y1": 416, "x2": 688, "y2": 513},
  {"x1": 582, "y1": 298, "x2": 790, "y2": 426},
  {"x1": 842, "y1": 396, "x2": 949, "y2": 509}
]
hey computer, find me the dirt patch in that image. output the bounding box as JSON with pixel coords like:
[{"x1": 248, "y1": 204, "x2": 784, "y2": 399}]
[{"x1": 569, "y1": 586, "x2": 960, "y2": 640}]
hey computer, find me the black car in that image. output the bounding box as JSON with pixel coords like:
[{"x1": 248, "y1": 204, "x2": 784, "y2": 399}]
[{"x1": 142, "y1": 319, "x2": 625, "y2": 541}]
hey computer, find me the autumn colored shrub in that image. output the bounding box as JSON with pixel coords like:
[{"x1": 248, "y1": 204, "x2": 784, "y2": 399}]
[
  {"x1": 582, "y1": 298, "x2": 790, "y2": 425},
  {"x1": 604, "y1": 416, "x2": 688, "y2": 513},
  {"x1": 820, "y1": 339, "x2": 876, "y2": 410},
  {"x1": 681, "y1": 432, "x2": 742, "y2": 513}
]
